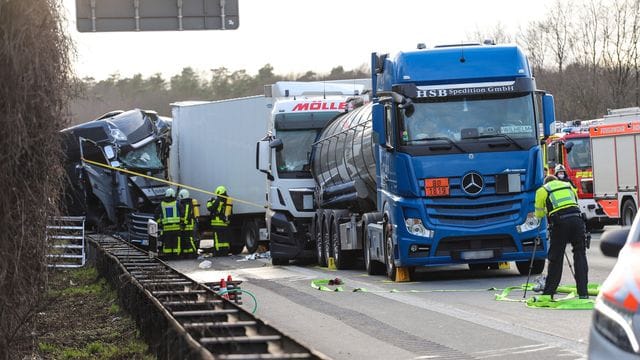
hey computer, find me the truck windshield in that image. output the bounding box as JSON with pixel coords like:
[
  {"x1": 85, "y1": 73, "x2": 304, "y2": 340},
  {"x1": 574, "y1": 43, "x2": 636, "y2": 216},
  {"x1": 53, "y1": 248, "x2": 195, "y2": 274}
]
[
  {"x1": 276, "y1": 129, "x2": 317, "y2": 177},
  {"x1": 566, "y1": 138, "x2": 592, "y2": 170},
  {"x1": 120, "y1": 141, "x2": 163, "y2": 170},
  {"x1": 401, "y1": 93, "x2": 536, "y2": 147}
]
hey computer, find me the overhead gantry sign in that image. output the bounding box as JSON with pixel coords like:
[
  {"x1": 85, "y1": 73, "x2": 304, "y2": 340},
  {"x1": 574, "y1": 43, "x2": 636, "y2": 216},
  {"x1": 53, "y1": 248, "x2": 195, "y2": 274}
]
[{"x1": 76, "y1": 0, "x2": 239, "y2": 32}]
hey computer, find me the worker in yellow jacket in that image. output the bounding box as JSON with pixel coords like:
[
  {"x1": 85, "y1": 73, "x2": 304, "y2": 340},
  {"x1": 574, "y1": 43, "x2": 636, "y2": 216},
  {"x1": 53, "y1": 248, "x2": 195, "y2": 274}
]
[
  {"x1": 535, "y1": 175, "x2": 589, "y2": 299},
  {"x1": 206, "y1": 185, "x2": 233, "y2": 256},
  {"x1": 178, "y1": 189, "x2": 199, "y2": 257},
  {"x1": 155, "y1": 188, "x2": 181, "y2": 257}
]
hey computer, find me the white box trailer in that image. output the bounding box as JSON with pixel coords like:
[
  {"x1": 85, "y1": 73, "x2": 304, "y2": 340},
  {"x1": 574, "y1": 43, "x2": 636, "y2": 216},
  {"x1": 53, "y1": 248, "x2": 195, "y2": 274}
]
[
  {"x1": 590, "y1": 120, "x2": 640, "y2": 226},
  {"x1": 170, "y1": 96, "x2": 270, "y2": 253}
]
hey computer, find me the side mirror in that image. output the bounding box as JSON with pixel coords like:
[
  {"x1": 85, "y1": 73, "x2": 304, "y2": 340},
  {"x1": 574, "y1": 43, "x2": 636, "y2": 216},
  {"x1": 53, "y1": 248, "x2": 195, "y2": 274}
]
[
  {"x1": 256, "y1": 139, "x2": 271, "y2": 173},
  {"x1": 401, "y1": 98, "x2": 415, "y2": 118},
  {"x1": 542, "y1": 94, "x2": 556, "y2": 137},
  {"x1": 270, "y1": 138, "x2": 283, "y2": 152},
  {"x1": 600, "y1": 228, "x2": 629, "y2": 257},
  {"x1": 372, "y1": 103, "x2": 387, "y2": 147}
]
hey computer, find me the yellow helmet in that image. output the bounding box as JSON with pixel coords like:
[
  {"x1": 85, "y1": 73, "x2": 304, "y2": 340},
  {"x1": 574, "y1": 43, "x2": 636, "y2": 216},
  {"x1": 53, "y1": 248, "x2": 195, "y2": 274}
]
[{"x1": 215, "y1": 186, "x2": 227, "y2": 195}]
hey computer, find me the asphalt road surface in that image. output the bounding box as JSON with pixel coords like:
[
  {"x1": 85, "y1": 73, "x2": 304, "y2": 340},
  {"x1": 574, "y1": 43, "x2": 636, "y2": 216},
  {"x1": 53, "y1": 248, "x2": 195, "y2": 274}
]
[{"x1": 169, "y1": 227, "x2": 619, "y2": 360}]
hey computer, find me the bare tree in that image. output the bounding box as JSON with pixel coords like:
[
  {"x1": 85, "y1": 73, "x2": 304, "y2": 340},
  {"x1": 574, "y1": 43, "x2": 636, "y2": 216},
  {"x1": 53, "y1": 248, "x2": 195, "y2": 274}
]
[
  {"x1": 601, "y1": 0, "x2": 640, "y2": 107},
  {"x1": 540, "y1": 0, "x2": 575, "y2": 75},
  {"x1": 0, "y1": 0, "x2": 73, "y2": 357},
  {"x1": 517, "y1": 21, "x2": 547, "y2": 72},
  {"x1": 468, "y1": 22, "x2": 513, "y2": 44}
]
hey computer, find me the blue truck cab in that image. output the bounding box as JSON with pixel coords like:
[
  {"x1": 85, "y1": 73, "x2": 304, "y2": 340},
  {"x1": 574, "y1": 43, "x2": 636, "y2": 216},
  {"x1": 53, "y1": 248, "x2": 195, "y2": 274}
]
[{"x1": 369, "y1": 43, "x2": 556, "y2": 279}]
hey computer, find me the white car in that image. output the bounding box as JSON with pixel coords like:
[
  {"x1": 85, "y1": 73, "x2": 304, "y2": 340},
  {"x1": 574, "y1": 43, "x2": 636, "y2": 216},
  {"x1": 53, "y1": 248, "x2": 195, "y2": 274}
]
[{"x1": 588, "y1": 215, "x2": 640, "y2": 358}]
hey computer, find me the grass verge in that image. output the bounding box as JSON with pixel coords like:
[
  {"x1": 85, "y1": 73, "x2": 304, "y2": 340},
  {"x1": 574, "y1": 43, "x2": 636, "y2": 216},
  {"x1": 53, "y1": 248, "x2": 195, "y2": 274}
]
[{"x1": 32, "y1": 266, "x2": 154, "y2": 360}]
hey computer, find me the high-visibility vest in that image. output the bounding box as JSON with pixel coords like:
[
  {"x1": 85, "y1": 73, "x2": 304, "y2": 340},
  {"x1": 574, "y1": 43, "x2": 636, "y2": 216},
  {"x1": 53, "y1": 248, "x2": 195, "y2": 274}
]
[
  {"x1": 543, "y1": 180, "x2": 578, "y2": 215},
  {"x1": 160, "y1": 200, "x2": 180, "y2": 231},
  {"x1": 180, "y1": 198, "x2": 196, "y2": 231}
]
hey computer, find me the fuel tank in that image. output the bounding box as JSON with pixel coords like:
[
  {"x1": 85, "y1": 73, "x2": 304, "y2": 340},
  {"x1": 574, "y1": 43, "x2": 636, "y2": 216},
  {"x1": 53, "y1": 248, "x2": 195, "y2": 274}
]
[{"x1": 312, "y1": 102, "x2": 376, "y2": 212}]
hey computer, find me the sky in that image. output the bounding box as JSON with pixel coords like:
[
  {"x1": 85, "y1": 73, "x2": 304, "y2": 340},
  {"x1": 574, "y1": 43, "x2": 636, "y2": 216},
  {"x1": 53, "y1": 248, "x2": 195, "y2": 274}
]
[{"x1": 62, "y1": 0, "x2": 556, "y2": 81}]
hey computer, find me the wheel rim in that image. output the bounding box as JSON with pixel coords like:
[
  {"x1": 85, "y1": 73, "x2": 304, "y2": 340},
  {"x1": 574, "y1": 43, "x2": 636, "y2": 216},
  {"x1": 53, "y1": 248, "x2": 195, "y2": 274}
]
[
  {"x1": 385, "y1": 221, "x2": 394, "y2": 276},
  {"x1": 364, "y1": 234, "x2": 370, "y2": 270},
  {"x1": 323, "y1": 227, "x2": 331, "y2": 262},
  {"x1": 315, "y1": 219, "x2": 323, "y2": 263},
  {"x1": 332, "y1": 225, "x2": 340, "y2": 265}
]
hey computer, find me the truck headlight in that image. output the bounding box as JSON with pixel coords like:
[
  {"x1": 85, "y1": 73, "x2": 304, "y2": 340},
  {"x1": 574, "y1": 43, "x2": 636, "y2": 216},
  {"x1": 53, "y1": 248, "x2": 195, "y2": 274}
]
[
  {"x1": 405, "y1": 218, "x2": 433, "y2": 238},
  {"x1": 516, "y1": 212, "x2": 540, "y2": 233}
]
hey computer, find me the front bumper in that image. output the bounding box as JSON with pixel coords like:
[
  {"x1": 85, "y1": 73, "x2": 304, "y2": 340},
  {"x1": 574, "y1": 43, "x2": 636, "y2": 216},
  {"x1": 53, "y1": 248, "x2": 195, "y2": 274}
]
[{"x1": 268, "y1": 211, "x2": 313, "y2": 260}]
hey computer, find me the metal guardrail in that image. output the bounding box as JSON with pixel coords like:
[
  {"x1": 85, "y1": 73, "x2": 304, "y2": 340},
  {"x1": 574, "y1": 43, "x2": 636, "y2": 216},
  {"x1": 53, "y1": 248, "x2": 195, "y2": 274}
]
[
  {"x1": 46, "y1": 216, "x2": 86, "y2": 268},
  {"x1": 89, "y1": 234, "x2": 326, "y2": 360}
]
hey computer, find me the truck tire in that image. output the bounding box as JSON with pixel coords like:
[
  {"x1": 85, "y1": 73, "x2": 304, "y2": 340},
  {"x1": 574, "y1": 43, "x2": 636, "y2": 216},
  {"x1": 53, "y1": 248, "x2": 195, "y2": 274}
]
[
  {"x1": 241, "y1": 220, "x2": 260, "y2": 254},
  {"x1": 621, "y1": 199, "x2": 637, "y2": 226},
  {"x1": 323, "y1": 211, "x2": 333, "y2": 266},
  {"x1": 384, "y1": 215, "x2": 397, "y2": 281},
  {"x1": 331, "y1": 217, "x2": 354, "y2": 269},
  {"x1": 363, "y1": 214, "x2": 384, "y2": 275},
  {"x1": 229, "y1": 229, "x2": 244, "y2": 255},
  {"x1": 314, "y1": 214, "x2": 326, "y2": 267},
  {"x1": 516, "y1": 259, "x2": 545, "y2": 275}
]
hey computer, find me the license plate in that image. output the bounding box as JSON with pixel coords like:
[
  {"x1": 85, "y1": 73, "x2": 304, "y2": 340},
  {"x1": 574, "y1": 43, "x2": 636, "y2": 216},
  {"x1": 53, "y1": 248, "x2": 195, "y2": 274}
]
[{"x1": 460, "y1": 250, "x2": 494, "y2": 260}]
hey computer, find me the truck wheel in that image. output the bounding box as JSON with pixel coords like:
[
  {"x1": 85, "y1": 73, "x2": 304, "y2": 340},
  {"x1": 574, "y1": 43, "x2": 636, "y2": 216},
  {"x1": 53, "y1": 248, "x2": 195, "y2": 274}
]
[
  {"x1": 363, "y1": 214, "x2": 384, "y2": 275},
  {"x1": 332, "y1": 217, "x2": 353, "y2": 269},
  {"x1": 314, "y1": 215, "x2": 326, "y2": 267},
  {"x1": 241, "y1": 220, "x2": 260, "y2": 254},
  {"x1": 384, "y1": 216, "x2": 397, "y2": 281},
  {"x1": 516, "y1": 259, "x2": 545, "y2": 275},
  {"x1": 621, "y1": 200, "x2": 637, "y2": 226},
  {"x1": 323, "y1": 213, "x2": 333, "y2": 265},
  {"x1": 229, "y1": 229, "x2": 244, "y2": 255}
]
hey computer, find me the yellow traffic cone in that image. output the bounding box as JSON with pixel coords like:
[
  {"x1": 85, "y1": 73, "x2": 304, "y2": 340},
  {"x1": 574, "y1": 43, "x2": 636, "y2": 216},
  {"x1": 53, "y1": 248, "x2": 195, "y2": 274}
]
[{"x1": 327, "y1": 257, "x2": 337, "y2": 270}]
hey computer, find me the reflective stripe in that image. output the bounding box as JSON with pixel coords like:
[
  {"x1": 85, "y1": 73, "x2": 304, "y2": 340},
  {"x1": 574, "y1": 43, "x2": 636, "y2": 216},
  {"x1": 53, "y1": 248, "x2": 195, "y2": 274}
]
[
  {"x1": 543, "y1": 181, "x2": 578, "y2": 215},
  {"x1": 213, "y1": 232, "x2": 230, "y2": 250},
  {"x1": 210, "y1": 199, "x2": 233, "y2": 226},
  {"x1": 161, "y1": 200, "x2": 180, "y2": 226},
  {"x1": 181, "y1": 199, "x2": 195, "y2": 230}
]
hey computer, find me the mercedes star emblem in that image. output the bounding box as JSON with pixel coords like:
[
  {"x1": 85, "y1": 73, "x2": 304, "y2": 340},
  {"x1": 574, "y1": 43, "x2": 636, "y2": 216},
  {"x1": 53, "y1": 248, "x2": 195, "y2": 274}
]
[{"x1": 462, "y1": 172, "x2": 484, "y2": 195}]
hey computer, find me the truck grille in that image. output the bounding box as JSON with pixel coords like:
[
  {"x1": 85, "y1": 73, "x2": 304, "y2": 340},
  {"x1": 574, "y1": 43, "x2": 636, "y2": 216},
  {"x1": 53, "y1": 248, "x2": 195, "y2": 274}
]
[
  {"x1": 128, "y1": 212, "x2": 154, "y2": 246},
  {"x1": 290, "y1": 190, "x2": 315, "y2": 212},
  {"x1": 426, "y1": 195, "x2": 521, "y2": 227},
  {"x1": 423, "y1": 173, "x2": 525, "y2": 227}
]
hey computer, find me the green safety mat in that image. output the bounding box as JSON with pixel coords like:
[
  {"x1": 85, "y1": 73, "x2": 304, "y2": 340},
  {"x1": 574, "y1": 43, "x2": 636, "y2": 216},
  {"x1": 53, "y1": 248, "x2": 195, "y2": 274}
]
[{"x1": 495, "y1": 283, "x2": 600, "y2": 309}]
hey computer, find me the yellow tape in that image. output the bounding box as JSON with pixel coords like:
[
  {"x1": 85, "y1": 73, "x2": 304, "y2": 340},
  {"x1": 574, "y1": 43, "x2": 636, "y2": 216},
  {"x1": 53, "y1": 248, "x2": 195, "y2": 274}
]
[{"x1": 80, "y1": 157, "x2": 264, "y2": 209}]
